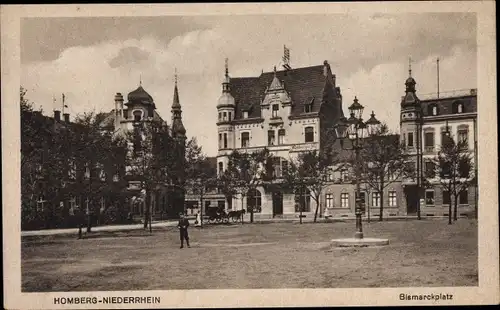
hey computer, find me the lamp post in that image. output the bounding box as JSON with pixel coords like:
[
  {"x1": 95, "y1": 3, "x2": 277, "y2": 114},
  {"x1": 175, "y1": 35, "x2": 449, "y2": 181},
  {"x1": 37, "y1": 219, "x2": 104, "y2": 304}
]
[{"x1": 334, "y1": 98, "x2": 381, "y2": 240}]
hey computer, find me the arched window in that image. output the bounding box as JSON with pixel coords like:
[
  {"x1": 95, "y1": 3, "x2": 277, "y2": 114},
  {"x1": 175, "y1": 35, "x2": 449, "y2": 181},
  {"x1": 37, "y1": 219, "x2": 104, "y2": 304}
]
[
  {"x1": 247, "y1": 189, "x2": 262, "y2": 213},
  {"x1": 294, "y1": 188, "x2": 311, "y2": 212}
]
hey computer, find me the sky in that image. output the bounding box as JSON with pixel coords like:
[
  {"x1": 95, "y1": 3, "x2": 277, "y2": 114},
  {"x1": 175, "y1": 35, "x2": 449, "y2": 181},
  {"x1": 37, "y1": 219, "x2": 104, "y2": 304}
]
[{"x1": 21, "y1": 13, "x2": 477, "y2": 156}]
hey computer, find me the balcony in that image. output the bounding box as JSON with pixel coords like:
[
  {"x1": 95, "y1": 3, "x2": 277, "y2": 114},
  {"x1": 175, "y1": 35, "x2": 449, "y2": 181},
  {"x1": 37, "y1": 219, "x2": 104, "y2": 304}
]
[
  {"x1": 269, "y1": 116, "x2": 284, "y2": 126},
  {"x1": 424, "y1": 146, "x2": 435, "y2": 154}
]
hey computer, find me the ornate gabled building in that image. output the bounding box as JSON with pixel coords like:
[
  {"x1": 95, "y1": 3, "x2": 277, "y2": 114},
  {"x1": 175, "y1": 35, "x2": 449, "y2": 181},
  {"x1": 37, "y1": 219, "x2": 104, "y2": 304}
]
[
  {"x1": 100, "y1": 78, "x2": 187, "y2": 219},
  {"x1": 216, "y1": 60, "x2": 344, "y2": 218},
  {"x1": 399, "y1": 67, "x2": 478, "y2": 217}
]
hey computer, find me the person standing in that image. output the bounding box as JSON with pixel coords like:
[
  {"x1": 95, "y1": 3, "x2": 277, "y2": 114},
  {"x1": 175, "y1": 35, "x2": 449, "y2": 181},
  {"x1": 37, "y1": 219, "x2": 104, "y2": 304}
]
[{"x1": 177, "y1": 212, "x2": 190, "y2": 248}]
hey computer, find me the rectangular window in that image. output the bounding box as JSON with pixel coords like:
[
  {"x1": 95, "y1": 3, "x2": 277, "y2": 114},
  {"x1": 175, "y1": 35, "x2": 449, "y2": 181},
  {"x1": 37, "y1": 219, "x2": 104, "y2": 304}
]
[
  {"x1": 84, "y1": 163, "x2": 90, "y2": 179},
  {"x1": 241, "y1": 132, "x2": 250, "y2": 148},
  {"x1": 341, "y1": 170, "x2": 349, "y2": 182},
  {"x1": 459, "y1": 190, "x2": 468, "y2": 204},
  {"x1": 243, "y1": 111, "x2": 248, "y2": 119},
  {"x1": 458, "y1": 130, "x2": 468, "y2": 148},
  {"x1": 268, "y1": 130, "x2": 275, "y2": 146},
  {"x1": 218, "y1": 112, "x2": 222, "y2": 121},
  {"x1": 372, "y1": 192, "x2": 381, "y2": 207},
  {"x1": 407, "y1": 132, "x2": 414, "y2": 147},
  {"x1": 425, "y1": 190, "x2": 435, "y2": 206},
  {"x1": 223, "y1": 112, "x2": 227, "y2": 121},
  {"x1": 218, "y1": 162, "x2": 223, "y2": 175},
  {"x1": 388, "y1": 191, "x2": 397, "y2": 207},
  {"x1": 223, "y1": 133, "x2": 228, "y2": 149},
  {"x1": 304, "y1": 104, "x2": 312, "y2": 113},
  {"x1": 304, "y1": 126, "x2": 314, "y2": 143},
  {"x1": 328, "y1": 172, "x2": 335, "y2": 181},
  {"x1": 424, "y1": 132, "x2": 435, "y2": 148},
  {"x1": 340, "y1": 193, "x2": 349, "y2": 208},
  {"x1": 218, "y1": 133, "x2": 222, "y2": 149},
  {"x1": 425, "y1": 161, "x2": 436, "y2": 178},
  {"x1": 326, "y1": 194, "x2": 334, "y2": 208},
  {"x1": 272, "y1": 104, "x2": 279, "y2": 118},
  {"x1": 228, "y1": 112, "x2": 232, "y2": 121},
  {"x1": 278, "y1": 129, "x2": 285, "y2": 145},
  {"x1": 281, "y1": 160, "x2": 288, "y2": 176},
  {"x1": 443, "y1": 190, "x2": 451, "y2": 205}
]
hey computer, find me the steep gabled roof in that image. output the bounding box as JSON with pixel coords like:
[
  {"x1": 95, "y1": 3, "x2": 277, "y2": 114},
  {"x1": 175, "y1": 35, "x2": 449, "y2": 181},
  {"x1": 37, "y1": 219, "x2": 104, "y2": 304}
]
[{"x1": 230, "y1": 65, "x2": 330, "y2": 120}]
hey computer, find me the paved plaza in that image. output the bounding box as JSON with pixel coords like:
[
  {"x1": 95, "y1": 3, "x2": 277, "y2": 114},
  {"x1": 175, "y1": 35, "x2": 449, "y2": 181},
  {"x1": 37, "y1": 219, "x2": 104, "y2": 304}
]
[{"x1": 21, "y1": 219, "x2": 478, "y2": 291}]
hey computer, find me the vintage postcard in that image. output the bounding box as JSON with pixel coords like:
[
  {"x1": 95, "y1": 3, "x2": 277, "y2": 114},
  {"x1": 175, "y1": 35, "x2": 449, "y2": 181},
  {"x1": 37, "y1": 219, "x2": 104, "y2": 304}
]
[{"x1": 2, "y1": 2, "x2": 498, "y2": 308}]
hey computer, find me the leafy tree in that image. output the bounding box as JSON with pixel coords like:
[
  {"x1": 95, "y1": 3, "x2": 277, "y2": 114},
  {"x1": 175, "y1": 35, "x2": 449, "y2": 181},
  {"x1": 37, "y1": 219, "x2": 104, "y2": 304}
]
[
  {"x1": 185, "y1": 138, "x2": 216, "y2": 227},
  {"x1": 358, "y1": 124, "x2": 414, "y2": 221},
  {"x1": 281, "y1": 159, "x2": 309, "y2": 224},
  {"x1": 124, "y1": 121, "x2": 175, "y2": 232},
  {"x1": 289, "y1": 149, "x2": 337, "y2": 222},
  {"x1": 226, "y1": 148, "x2": 272, "y2": 223},
  {"x1": 435, "y1": 134, "x2": 474, "y2": 224}
]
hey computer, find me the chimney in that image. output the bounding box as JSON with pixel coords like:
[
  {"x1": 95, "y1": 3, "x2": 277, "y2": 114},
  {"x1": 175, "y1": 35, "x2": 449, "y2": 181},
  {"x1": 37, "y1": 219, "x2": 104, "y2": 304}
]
[
  {"x1": 54, "y1": 110, "x2": 61, "y2": 122},
  {"x1": 323, "y1": 60, "x2": 331, "y2": 77},
  {"x1": 63, "y1": 113, "x2": 70, "y2": 123},
  {"x1": 470, "y1": 89, "x2": 477, "y2": 95},
  {"x1": 115, "y1": 92, "x2": 124, "y2": 118}
]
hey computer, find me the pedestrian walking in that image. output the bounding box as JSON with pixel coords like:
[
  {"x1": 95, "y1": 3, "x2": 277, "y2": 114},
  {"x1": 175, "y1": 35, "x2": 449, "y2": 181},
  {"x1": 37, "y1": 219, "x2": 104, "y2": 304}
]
[{"x1": 177, "y1": 212, "x2": 190, "y2": 249}]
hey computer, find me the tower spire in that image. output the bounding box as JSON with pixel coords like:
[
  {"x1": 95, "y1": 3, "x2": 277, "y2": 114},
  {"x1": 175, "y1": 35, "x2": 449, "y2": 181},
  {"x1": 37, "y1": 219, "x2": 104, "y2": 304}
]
[
  {"x1": 140, "y1": 74, "x2": 142, "y2": 86},
  {"x1": 171, "y1": 69, "x2": 185, "y2": 136},
  {"x1": 222, "y1": 58, "x2": 231, "y2": 93},
  {"x1": 225, "y1": 58, "x2": 229, "y2": 78},
  {"x1": 408, "y1": 57, "x2": 412, "y2": 77}
]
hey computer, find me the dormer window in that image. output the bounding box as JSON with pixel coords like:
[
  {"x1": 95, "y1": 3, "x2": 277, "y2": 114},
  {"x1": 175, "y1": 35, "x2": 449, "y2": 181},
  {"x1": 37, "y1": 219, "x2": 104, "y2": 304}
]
[
  {"x1": 133, "y1": 110, "x2": 143, "y2": 122},
  {"x1": 304, "y1": 97, "x2": 314, "y2": 113},
  {"x1": 428, "y1": 104, "x2": 439, "y2": 116},
  {"x1": 243, "y1": 111, "x2": 249, "y2": 119},
  {"x1": 453, "y1": 101, "x2": 465, "y2": 114},
  {"x1": 272, "y1": 104, "x2": 279, "y2": 118}
]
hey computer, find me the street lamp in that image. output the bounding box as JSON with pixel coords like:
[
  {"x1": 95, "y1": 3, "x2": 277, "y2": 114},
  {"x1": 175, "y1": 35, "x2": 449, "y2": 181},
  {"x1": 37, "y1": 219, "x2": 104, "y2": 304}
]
[{"x1": 334, "y1": 97, "x2": 373, "y2": 240}]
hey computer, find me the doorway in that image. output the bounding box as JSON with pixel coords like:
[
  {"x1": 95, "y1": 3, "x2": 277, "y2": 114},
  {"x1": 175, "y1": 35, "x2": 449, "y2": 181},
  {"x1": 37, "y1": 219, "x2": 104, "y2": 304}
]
[
  {"x1": 272, "y1": 191, "x2": 283, "y2": 217},
  {"x1": 405, "y1": 185, "x2": 419, "y2": 215}
]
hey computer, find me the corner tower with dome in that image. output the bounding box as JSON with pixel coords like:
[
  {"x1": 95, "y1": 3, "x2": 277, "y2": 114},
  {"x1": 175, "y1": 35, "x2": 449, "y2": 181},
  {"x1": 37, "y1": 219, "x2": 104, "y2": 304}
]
[{"x1": 100, "y1": 77, "x2": 187, "y2": 219}]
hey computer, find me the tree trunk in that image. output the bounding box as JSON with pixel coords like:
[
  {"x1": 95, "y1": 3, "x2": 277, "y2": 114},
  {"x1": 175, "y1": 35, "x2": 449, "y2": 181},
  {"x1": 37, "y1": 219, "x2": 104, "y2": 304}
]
[
  {"x1": 241, "y1": 195, "x2": 244, "y2": 224},
  {"x1": 250, "y1": 208, "x2": 254, "y2": 223},
  {"x1": 378, "y1": 189, "x2": 384, "y2": 222},
  {"x1": 143, "y1": 191, "x2": 149, "y2": 229},
  {"x1": 313, "y1": 197, "x2": 320, "y2": 223},
  {"x1": 448, "y1": 202, "x2": 452, "y2": 225},
  {"x1": 86, "y1": 199, "x2": 92, "y2": 232},
  {"x1": 453, "y1": 194, "x2": 458, "y2": 221},
  {"x1": 146, "y1": 190, "x2": 152, "y2": 233},
  {"x1": 199, "y1": 192, "x2": 204, "y2": 228}
]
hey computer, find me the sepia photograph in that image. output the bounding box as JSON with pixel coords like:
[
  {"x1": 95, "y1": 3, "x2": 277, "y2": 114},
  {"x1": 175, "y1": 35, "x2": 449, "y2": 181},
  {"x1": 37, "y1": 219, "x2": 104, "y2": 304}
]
[{"x1": 2, "y1": 2, "x2": 498, "y2": 308}]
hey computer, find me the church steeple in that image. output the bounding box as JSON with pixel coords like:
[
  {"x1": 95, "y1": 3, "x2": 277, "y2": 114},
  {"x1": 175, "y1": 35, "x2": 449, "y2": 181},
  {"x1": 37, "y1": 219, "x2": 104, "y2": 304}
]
[{"x1": 171, "y1": 69, "x2": 186, "y2": 136}]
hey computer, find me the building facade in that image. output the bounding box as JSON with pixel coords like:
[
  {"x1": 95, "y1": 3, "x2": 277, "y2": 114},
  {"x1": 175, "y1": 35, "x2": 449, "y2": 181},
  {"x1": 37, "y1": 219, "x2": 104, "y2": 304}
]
[
  {"x1": 215, "y1": 60, "x2": 344, "y2": 219},
  {"x1": 98, "y1": 79, "x2": 187, "y2": 220},
  {"x1": 399, "y1": 69, "x2": 477, "y2": 217}
]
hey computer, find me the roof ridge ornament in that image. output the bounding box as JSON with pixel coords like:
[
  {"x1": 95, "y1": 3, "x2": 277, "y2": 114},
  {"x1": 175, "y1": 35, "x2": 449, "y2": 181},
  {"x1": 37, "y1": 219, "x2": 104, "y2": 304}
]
[{"x1": 268, "y1": 66, "x2": 284, "y2": 91}]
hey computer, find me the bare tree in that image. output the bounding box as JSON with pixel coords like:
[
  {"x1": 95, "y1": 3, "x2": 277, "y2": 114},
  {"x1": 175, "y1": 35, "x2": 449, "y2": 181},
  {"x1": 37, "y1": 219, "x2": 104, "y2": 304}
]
[
  {"x1": 435, "y1": 134, "x2": 474, "y2": 224},
  {"x1": 185, "y1": 138, "x2": 217, "y2": 227},
  {"x1": 358, "y1": 124, "x2": 415, "y2": 221}
]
